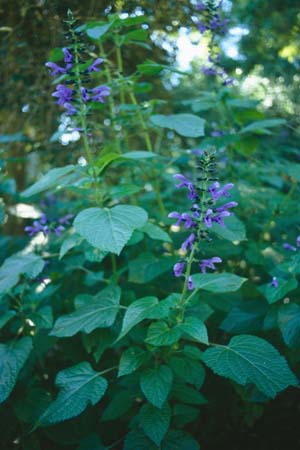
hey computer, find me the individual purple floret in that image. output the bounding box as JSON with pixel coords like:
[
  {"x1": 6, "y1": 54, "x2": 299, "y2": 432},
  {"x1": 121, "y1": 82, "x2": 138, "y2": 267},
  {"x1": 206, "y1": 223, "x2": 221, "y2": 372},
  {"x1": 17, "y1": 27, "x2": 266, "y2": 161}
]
[
  {"x1": 91, "y1": 85, "x2": 111, "y2": 103},
  {"x1": 209, "y1": 182, "x2": 234, "y2": 201},
  {"x1": 52, "y1": 84, "x2": 74, "y2": 105},
  {"x1": 195, "y1": 1, "x2": 207, "y2": 11},
  {"x1": 181, "y1": 233, "x2": 196, "y2": 251},
  {"x1": 173, "y1": 174, "x2": 198, "y2": 200},
  {"x1": 215, "y1": 201, "x2": 238, "y2": 213},
  {"x1": 173, "y1": 261, "x2": 186, "y2": 277},
  {"x1": 199, "y1": 256, "x2": 222, "y2": 273},
  {"x1": 53, "y1": 225, "x2": 65, "y2": 236},
  {"x1": 201, "y1": 66, "x2": 218, "y2": 76},
  {"x1": 297, "y1": 236, "x2": 300, "y2": 247},
  {"x1": 187, "y1": 276, "x2": 194, "y2": 291},
  {"x1": 80, "y1": 87, "x2": 90, "y2": 102},
  {"x1": 283, "y1": 242, "x2": 297, "y2": 252},
  {"x1": 196, "y1": 21, "x2": 208, "y2": 33},
  {"x1": 87, "y1": 58, "x2": 104, "y2": 73},
  {"x1": 168, "y1": 212, "x2": 195, "y2": 229},
  {"x1": 63, "y1": 102, "x2": 77, "y2": 115},
  {"x1": 45, "y1": 62, "x2": 67, "y2": 76},
  {"x1": 270, "y1": 276, "x2": 279, "y2": 288},
  {"x1": 58, "y1": 214, "x2": 74, "y2": 225},
  {"x1": 62, "y1": 47, "x2": 73, "y2": 63},
  {"x1": 25, "y1": 219, "x2": 49, "y2": 237},
  {"x1": 204, "y1": 209, "x2": 214, "y2": 228}
]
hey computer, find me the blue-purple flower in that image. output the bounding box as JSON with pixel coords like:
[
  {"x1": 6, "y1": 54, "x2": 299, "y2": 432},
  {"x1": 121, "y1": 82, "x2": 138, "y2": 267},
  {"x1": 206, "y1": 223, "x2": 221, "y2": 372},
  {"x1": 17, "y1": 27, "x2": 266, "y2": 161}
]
[
  {"x1": 91, "y1": 85, "x2": 111, "y2": 103},
  {"x1": 45, "y1": 62, "x2": 68, "y2": 76},
  {"x1": 173, "y1": 261, "x2": 186, "y2": 277},
  {"x1": 181, "y1": 233, "x2": 196, "y2": 251},
  {"x1": 52, "y1": 84, "x2": 74, "y2": 105},
  {"x1": 187, "y1": 276, "x2": 194, "y2": 291},
  {"x1": 87, "y1": 57, "x2": 103, "y2": 73},
  {"x1": 199, "y1": 256, "x2": 222, "y2": 273},
  {"x1": 63, "y1": 47, "x2": 73, "y2": 63},
  {"x1": 270, "y1": 276, "x2": 279, "y2": 288}
]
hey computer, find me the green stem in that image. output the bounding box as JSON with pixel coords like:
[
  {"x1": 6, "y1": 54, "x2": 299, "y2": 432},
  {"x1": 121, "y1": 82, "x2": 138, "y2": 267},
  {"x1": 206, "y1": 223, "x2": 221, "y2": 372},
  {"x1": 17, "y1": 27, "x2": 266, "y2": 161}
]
[
  {"x1": 116, "y1": 45, "x2": 125, "y2": 105},
  {"x1": 129, "y1": 90, "x2": 153, "y2": 152}
]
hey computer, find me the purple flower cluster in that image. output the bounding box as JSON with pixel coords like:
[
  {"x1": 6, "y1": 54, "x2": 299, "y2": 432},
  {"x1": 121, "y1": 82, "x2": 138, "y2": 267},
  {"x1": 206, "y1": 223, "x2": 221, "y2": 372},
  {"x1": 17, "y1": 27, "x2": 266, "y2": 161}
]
[
  {"x1": 169, "y1": 151, "x2": 237, "y2": 290},
  {"x1": 270, "y1": 276, "x2": 278, "y2": 288},
  {"x1": 46, "y1": 48, "x2": 110, "y2": 118},
  {"x1": 25, "y1": 213, "x2": 73, "y2": 238}
]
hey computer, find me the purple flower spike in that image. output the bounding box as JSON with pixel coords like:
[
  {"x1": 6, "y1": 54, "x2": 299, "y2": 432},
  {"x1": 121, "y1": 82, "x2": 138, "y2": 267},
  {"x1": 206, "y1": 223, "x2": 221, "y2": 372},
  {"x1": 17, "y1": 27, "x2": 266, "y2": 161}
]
[
  {"x1": 62, "y1": 48, "x2": 73, "y2": 63},
  {"x1": 187, "y1": 276, "x2": 194, "y2": 291},
  {"x1": 283, "y1": 242, "x2": 297, "y2": 252},
  {"x1": 181, "y1": 233, "x2": 195, "y2": 251},
  {"x1": 87, "y1": 58, "x2": 104, "y2": 73},
  {"x1": 91, "y1": 85, "x2": 111, "y2": 103},
  {"x1": 173, "y1": 261, "x2": 185, "y2": 277},
  {"x1": 270, "y1": 276, "x2": 278, "y2": 288},
  {"x1": 200, "y1": 256, "x2": 222, "y2": 273},
  {"x1": 196, "y1": 21, "x2": 207, "y2": 33},
  {"x1": 45, "y1": 62, "x2": 67, "y2": 76},
  {"x1": 52, "y1": 84, "x2": 73, "y2": 105},
  {"x1": 181, "y1": 213, "x2": 196, "y2": 229}
]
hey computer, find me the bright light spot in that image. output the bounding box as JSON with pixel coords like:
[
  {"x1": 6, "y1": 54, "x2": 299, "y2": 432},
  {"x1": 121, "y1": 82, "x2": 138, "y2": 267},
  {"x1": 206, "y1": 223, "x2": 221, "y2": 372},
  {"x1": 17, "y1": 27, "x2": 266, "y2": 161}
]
[
  {"x1": 9, "y1": 203, "x2": 40, "y2": 219},
  {"x1": 24, "y1": 232, "x2": 48, "y2": 253},
  {"x1": 176, "y1": 28, "x2": 208, "y2": 70},
  {"x1": 104, "y1": 118, "x2": 111, "y2": 126},
  {"x1": 22, "y1": 104, "x2": 30, "y2": 113},
  {"x1": 229, "y1": 26, "x2": 249, "y2": 37},
  {"x1": 235, "y1": 68, "x2": 243, "y2": 75},
  {"x1": 144, "y1": 183, "x2": 153, "y2": 192},
  {"x1": 35, "y1": 278, "x2": 51, "y2": 293},
  {"x1": 26, "y1": 318, "x2": 35, "y2": 327},
  {"x1": 60, "y1": 130, "x2": 80, "y2": 146},
  {"x1": 226, "y1": 46, "x2": 239, "y2": 58},
  {"x1": 78, "y1": 156, "x2": 87, "y2": 166},
  {"x1": 170, "y1": 224, "x2": 180, "y2": 232}
]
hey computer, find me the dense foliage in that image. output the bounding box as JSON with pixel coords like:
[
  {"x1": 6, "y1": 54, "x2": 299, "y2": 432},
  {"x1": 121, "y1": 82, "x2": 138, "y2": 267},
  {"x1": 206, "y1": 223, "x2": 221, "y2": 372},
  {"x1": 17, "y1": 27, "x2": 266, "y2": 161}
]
[{"x1": 1, "y1": 1, "x2": 300, "y2": 449}]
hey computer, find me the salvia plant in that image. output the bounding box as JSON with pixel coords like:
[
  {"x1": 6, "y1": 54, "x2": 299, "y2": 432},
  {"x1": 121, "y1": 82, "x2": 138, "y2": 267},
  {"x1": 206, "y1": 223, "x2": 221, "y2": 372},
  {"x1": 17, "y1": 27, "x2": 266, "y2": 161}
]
[{"x1": 1, "y1": 2, "x2": 300, "y2": 449}]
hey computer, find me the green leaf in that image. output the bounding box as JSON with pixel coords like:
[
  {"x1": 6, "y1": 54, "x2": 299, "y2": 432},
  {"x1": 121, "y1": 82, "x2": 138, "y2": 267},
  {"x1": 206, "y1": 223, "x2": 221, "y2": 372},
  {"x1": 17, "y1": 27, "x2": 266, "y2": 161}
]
[
  {"x1": 101, "y1": 390, "x2": 133, "y2": 421},
  {"x1": 137, "y1": 59, "x2": 186, "y2": 76},
  {"x1": 86, "y1": 21, "x2": 114, "y2": 40},
  {"x1": 59, "y1": 233, "x2": 83, "y2": 259},
  {"x1": 21, "y1": 165, "x2": 76, "y2": 197},
  {"x1": 0, "y1": 310, "x2": 16, "y2": 329},
  {"x1": 74, "y1": 206, "x2": 148, "y2": 255},
  {"x1": 124, "y1": 429, "x2": 157, "y2": 450},
  {"x1": 240, "y1": 119, "x2": 286, "y2": 134},
  {"x1": 177, "y1": 317, "x2": 208, "y2": 345},
  {"x1": 202, "y1": 335, "x2": 297, "y2": 398},
  {"x1": 39, "y1": 362, "x2": 107, "y2": 424},
  {"x1": 192, "y1": 272, "x2": 247, "y2": 293},
  {"x1": 95, "y1": 152, "x2": 121, "y2": 173},
  {"x1": 150, "y1": 114, "x2": 205, "y2": 138},
  {"x1": 145, "y1": 321, "x2": 181, "y2": 347},
  {"x1": 141, "y1": 222, "x2": 172, "y2": 243},
  {"x1": 0, "y1": 253, "x2": 45, "y2": 295},
  {"x1": 129, "y1": 252, "x2": 176, "y2": 284},
  {"x1": 162, "y1": 430, "x2": 200, "y2": 450},
  {"x1": 140, "y1": 365, "x2": 173, "y2": 408},
  {"x1": 139, "y1": 403, "x2": 171, "y2": 446},
  {"x1": 0, "y1": 337, "x2": 33, "y2": 403},
  {"x1": 259, "y1": 278, "x2": 298, "y2": 304},
  {"x1": 116, "y1": 296, "x2": 159, "y2": 341},
  {"x1": 31, "y1": 306, "x2": 53, "y2": 329},
  {"x1": 220, "y1": 301, "x2": 268, "y2": 334},
  {"x1": 51, "y1": 285, "x2": 120, "y2": 337},
  {"x1": 211, "y1": 215, "x2": 246, "y2": 241},
  {"x1": 122, "y1": 151, "x2": 157, "y2": 159},
  {"x1": 172, "y1": 384, "x2": 207, "y2": 405},
  {"x1": 169, "y1": 357, "x2": 205, "y2": 389},
  {"x1": 283, "y1": 163, "x2": 300, "y2": 181},
  {"x1": 278, "y1": 303, "x2": 300, "y2": 348},
  {"x1": 118, "y1": 347, "x2": 148, "y2": 377}
]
